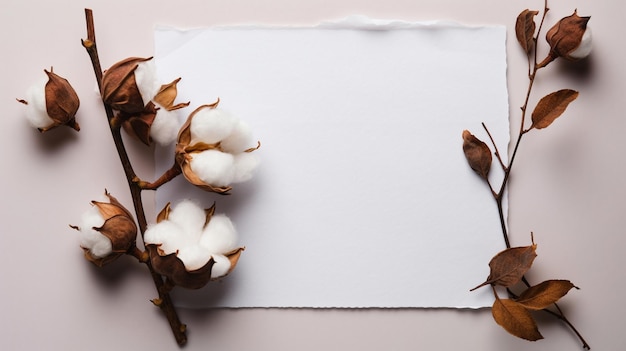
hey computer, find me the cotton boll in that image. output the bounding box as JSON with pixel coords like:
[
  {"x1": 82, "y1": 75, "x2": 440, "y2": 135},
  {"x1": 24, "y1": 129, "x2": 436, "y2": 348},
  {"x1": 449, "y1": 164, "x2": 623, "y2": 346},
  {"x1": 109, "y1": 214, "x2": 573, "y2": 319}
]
[
  {"x1": 166, "y1": 199, "x2": 206, "y2": 243},
  {"x1": 134, "y1": 60, "x2": 160, "y2": 107},
  {"x1": 144, "y1": 220, "x2": 184, "y2": 255},
  {"x1": 24, "y1": 77, "x2": 54, "y2": 129},
  {"x1": 199, "y1": 214, "x2": 238, "y2": 253},
  {"x1": 190, "y1": 150, "x2": 235, "y2": 187},
  {"x1": 150, "y1": 105, "x2": 181, "y2": 146},
  {"x1": 220, "y1": 120, "x2": 255, "y2": 153},
  {"x1": 233, "y1": 152, "x2": 260, "y2": 183},
  {"x1": 190, "y1": 108, "x2": 237, "y2": 144},
  {"x1": 210, "y1": 254, "x2": 232, "y2": 279},
  {"x1": 176, "y1": 245, "x2": 212, "y2": 271}
]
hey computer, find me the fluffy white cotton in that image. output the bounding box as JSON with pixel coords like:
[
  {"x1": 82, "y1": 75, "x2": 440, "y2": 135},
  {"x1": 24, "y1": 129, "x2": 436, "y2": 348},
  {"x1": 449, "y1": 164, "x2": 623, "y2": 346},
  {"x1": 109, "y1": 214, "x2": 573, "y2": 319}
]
[
  {"x1": 176, "y1": 245, "x2": 212, "y2": 271},
  {"x1": 78, "y1": 204, "x2": 112, "y2": 258},
  {"x1": 150, "y1": 105, "x2": 181, "y2": 146},
  {"x1": 144, "y1": 220, "x2": 184, "y2": 255},
  {"x1": 134, "y1": 60, "x2": 160, "y2": 106},
  {"x1": 570, "y1": 27, "x2": 592, "y2": 59},
  {"x1": 190, "y1": 150, "x2": 235, "y2": 187},
  {"x1": 166, "y1": 199, "x2": 206, "y2": 242},
  {"x1": 209, "y1": 254, "x2": 232, "y2": 279},
  {"x1": 220, "y1": 120, "x2": 255, "y2": 153},
  {"x1": 199, "y1": 214, "x2": 238, "y2": 253},
  {"x1": 24, "y1": 77, "x2": 54, "y2": 129},
  {"x1": 145, "y1": 200, "x2": 238, "y2": 276},
  {"x1": 233, "y1": 152, "x2": 260, "y2": 183},
  {"x1": 190, "y1": 108, "x2": 237, "y2": 145}
]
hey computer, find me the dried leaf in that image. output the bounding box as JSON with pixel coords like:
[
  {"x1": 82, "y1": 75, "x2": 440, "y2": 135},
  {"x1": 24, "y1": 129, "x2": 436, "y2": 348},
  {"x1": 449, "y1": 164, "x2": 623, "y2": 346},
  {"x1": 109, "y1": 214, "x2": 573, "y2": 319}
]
[
  {"x1": 531, "y1": 89, "x2": 579, "y2": 130},
  {"x1": 471, "y1": 243, "x2": 537, "y2": 290},
  {"x1": 492, "y1": 298, "x2": 543, "y2": 341},
  {"x1": 462, "y1": 130, "x2": 492, "y2": 180},
  {"x1": 515, "y1": 9, "x2": 539, "y2": 54},
  {"x1": 516, "y1": 280, "x2": 577, "y2": 310}
]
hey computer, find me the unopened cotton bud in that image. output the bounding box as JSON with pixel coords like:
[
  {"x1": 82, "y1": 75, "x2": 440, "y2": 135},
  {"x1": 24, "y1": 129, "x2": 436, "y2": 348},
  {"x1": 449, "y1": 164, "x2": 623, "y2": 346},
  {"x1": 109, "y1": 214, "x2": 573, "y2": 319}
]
[
  {"x1": 101, "y1": 57, "x2": 157, "y2": 114},
  {"x1": 568, "y1": 26, "x2": 592, "y2": 60},
  {"x1": 539, "y1": 10, "x2": 591, "y2": 67},
  {"x1": 18, "y1": 69, "x2": 80, "y2": 132},
  {"x1": 71, "y1": 190, "x2": 137, "y2": 267}
]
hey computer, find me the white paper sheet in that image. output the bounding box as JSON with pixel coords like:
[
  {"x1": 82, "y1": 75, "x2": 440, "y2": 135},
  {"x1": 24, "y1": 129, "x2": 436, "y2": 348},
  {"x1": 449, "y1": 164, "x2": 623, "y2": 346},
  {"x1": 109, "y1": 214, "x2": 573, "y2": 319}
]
[{"x1": 153, "y1": 18, "x2": 509, "y2": 308}]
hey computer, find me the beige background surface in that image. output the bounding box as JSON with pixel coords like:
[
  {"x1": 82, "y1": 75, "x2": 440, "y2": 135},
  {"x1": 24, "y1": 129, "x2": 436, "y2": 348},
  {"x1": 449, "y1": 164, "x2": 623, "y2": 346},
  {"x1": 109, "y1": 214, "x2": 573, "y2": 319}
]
[{"x1": 1, "y1": 0, "x2": 623, "y2": 349}]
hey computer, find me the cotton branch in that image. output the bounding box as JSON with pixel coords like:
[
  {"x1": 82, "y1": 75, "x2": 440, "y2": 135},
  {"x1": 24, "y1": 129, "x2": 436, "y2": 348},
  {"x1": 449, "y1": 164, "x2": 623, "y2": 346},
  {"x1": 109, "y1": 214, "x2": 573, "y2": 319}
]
[{"x1": 81, "y1": 8, "x2": 187, "y2": 346}]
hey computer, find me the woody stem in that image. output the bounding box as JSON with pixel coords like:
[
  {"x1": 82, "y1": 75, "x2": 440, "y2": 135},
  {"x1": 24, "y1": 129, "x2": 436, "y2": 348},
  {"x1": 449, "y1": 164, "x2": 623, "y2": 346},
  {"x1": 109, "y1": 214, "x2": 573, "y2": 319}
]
[
  {"x1": 138, "y1": 161, "x2": 182, "y2": 190},
  {"x1": 82, "y1": 8, "x2": 187, "y2": 346},
  {"x1": 488, "y1": 1, "x2": 588, "y2": 347}
]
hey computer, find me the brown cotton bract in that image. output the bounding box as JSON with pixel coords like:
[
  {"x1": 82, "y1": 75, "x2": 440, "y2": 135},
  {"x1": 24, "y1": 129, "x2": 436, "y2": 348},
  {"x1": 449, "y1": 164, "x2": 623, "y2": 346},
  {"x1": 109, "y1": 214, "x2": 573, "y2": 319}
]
[{"x1": 101, "y1": 57, "x2": 151, "y2": 113}]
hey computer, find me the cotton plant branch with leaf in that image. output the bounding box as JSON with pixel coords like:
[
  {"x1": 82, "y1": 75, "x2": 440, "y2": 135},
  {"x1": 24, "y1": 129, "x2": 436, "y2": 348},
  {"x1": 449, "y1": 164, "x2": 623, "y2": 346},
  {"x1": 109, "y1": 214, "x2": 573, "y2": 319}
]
[
  {"x1": 17, "y1": 9, "x2": 260, "y2": 346},
  {"x1": 463, "y1": 1, "x2": 591, "y2": 348}
]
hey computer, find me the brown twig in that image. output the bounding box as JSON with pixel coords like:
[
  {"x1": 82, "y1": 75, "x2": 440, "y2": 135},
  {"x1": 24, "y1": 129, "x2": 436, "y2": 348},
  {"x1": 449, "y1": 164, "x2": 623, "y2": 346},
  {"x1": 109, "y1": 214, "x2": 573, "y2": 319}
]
[
  {"x1": 481, "y1": 1, "x2": 589, "y2": 348},
  {"x1": 81, "y1": 8, "x2": 187, "y2": 346}
]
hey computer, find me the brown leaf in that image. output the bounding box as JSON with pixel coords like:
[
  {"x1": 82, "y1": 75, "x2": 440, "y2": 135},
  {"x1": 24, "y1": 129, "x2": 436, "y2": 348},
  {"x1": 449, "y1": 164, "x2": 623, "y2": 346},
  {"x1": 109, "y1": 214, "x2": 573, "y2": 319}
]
[
  {"x1": 471, "y1": 243, "x2": 537, "y2": 290},
  {"x1": 516, "y1": 280, "x2": 577, "y2": 310},
  {"x1": 515, "y1": 9, "x2": 539, "y2": 54},
  {"x1": 462, "y1": 130, "x2": 492, "y2": 181},
  {"x1": 492, "y1": 298, "x2": 543, "y2": 341},
  {"x1": 531, "y1": 89, "x2": 579, "y2": 130}
]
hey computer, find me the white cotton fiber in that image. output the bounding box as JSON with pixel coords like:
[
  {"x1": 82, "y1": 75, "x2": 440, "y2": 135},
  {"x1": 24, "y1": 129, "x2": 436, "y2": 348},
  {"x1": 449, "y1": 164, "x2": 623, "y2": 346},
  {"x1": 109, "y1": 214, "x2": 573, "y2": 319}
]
[
  {"x1": 209, "y1": 254, "x2": 232, "y2": 279},
  {"x1": 176, "y1": 245, "x2": 211, "y2": 271},
  {"x1": 78, "y1": 205, "x2": 112, "y2": 258},
  {"x1": 233, "y1": 152, "x2": 260, "y2": 183},
  {"x1": 134, "y1": 60, "x2": 160, "y2": 107},
  {"x1": 144, "y1": 220, "x2": 184, "y2": 255},
  {"x1": 166, "y1": 199, "x2": 206, "y2": 243},
  {"x1": 190, "y1": 150, "x2": 235, "y2": 187},
  {"x1": 199, "y1": 214, "x2": 238, "y2": 253},
  {"x1": 150, "y1": 106, "x2": 181, "y2": 146},
  {"x1": 190, "y1": 108, "x2": 237, "y2": 145},
  {"x1": 24, "y1": 77, "x2": 54, "y2": 129},
  {"x1": 220, "y1": 120, "x2": 255, "y2": 153},
  {"x1": 570, "y1": 27, "x2": 592, "y2": 59},
  {"x1": 144, "y1": 199, "x2": 239, "y2": 273}
]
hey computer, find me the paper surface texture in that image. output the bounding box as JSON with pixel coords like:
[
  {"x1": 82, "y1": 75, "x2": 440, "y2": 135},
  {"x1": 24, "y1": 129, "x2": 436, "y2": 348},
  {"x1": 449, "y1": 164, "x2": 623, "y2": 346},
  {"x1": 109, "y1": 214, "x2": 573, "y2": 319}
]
[{"x1": 153, "y1": 18, "x2": 509, "y2": 308}]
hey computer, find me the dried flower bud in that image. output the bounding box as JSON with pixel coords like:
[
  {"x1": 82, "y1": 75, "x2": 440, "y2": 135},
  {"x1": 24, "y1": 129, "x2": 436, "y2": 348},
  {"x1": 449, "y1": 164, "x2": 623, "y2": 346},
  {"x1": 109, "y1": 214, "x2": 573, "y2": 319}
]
[
  {"x1": 462, "y1": 130, "x2": 492, "y2": 181},
  {"x1": 18, "y1": 68, "x2": 80, "y2": 132},
  {"x1": 539, "y1": 10, "x2": 591, "y2": 67},
  {"x1": 121, "y1": 78, "x2": 189, "y2": 146},
  {"x1": 175, "y1": 101, "x2": 260, "y2": 194},
  {"x1": 71, "y1": 190, "x2": 138, "y2": 267},
  {"x1": 101, "y1": 57, "x2": 159, "y2": 114},
  {"x1": 144, "y1": 200, "x2": 244, "y2": 289}
]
